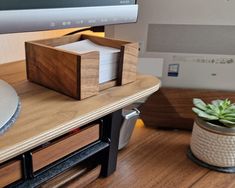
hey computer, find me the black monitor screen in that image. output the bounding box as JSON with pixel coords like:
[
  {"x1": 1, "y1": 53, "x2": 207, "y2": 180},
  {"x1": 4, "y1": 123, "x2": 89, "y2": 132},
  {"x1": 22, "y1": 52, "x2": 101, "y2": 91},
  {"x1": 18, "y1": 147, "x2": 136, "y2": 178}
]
[
  {"x1": 0, "y1": 0, "x2": 138, "y2": 34},
  {"x1": 0, "y1": 0, "x2": 136, "y2": 10}
]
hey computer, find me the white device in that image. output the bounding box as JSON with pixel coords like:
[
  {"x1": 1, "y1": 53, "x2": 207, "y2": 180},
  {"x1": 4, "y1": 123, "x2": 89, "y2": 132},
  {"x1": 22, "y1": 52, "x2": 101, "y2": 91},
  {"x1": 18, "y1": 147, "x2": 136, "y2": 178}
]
[{"x1": 0, "y1": 80, "x2": 20, "y2": 133}]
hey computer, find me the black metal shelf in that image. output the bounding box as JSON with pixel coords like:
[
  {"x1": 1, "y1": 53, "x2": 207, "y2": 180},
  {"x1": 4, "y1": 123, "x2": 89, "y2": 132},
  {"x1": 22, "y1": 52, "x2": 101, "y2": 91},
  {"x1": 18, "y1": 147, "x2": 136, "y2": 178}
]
[{"x1": 11, "y1": 141, "x2": 109, "y2": 188}]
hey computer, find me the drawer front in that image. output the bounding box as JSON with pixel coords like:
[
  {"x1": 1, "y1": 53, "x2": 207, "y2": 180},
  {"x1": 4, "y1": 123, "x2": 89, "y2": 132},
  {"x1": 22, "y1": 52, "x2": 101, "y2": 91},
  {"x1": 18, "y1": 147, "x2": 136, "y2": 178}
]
[
  {"x1": 0, "y1": 160, "x2": 23, "y2": 187},
  {"x1": 32, "y1": 124, "x2": 100, "y2": 172}
]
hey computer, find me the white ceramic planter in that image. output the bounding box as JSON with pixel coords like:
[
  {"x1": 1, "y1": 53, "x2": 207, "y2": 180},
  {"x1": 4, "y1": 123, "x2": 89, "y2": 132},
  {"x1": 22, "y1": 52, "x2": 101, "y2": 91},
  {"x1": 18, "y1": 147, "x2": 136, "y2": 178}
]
[{"x1": 190, "y1": 117, "x2": 235, "y2": 168}]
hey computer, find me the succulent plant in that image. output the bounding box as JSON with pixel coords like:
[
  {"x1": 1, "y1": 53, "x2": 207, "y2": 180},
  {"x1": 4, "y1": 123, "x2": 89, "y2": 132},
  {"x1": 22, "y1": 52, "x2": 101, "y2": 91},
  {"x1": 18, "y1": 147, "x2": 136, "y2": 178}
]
[{"x1": 192, "y1": 98, "x2": 235, "y2": 128}]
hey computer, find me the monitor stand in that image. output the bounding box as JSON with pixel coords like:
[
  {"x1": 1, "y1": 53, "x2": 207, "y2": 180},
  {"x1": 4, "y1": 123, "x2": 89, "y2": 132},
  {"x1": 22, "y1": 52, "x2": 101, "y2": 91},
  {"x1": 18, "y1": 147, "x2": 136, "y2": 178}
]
[{"x1": 0, "y1": 80, "x2": 20, "y2": 134}]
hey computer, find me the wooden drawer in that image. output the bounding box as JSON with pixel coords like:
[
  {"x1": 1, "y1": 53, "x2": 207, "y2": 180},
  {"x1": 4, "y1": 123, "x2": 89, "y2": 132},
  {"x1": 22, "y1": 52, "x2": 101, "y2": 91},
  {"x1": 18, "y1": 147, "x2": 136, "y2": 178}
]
[
  {"x1": 32, "y1": 124, "x2": 100, "y2": 172},
  {"x1": 0, "y1": 159, "x2": 23, "y2": 187}
]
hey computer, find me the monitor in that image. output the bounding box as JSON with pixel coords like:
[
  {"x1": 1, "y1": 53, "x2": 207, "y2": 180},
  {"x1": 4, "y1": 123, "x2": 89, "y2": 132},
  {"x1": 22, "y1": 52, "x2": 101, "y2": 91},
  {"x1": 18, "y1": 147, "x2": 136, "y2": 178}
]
[{"x1": 0, "y1": 0, "x2": 138, "y2": 34}]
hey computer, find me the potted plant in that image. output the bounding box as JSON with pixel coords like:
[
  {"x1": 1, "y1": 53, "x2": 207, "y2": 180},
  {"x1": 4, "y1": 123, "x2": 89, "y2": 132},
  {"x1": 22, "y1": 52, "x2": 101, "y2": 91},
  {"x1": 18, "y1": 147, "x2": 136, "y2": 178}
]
[{"x1": 188, "y1": 98, "x2": 235, "y2": 172}]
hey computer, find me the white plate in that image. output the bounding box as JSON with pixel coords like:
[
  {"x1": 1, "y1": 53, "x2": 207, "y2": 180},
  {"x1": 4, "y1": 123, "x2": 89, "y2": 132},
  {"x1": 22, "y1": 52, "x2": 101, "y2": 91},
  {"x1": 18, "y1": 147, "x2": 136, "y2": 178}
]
[{"x1": 0, "y1": 80, "x2": 19, "y2": 130}]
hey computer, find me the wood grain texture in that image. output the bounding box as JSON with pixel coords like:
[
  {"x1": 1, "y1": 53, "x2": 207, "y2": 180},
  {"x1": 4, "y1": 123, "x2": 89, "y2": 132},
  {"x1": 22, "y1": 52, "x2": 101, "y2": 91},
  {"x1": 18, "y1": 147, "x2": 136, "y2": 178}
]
[
  {"x1": 0, "y1": 61, "x2": 26, "y2": 84},
  {"x1": 118, "y1": 43, "x2": 139, "y2": 85},
  {"x1": 82, "y1": 35, "x2": 139, "y2": 86},
  {"x1": 191, "y1": 171, "x2": 235, "y2": 188},
  {"x1": 25, "y1": 42, "x2": 79, "y2": 98},
  {"x1": 32, "y1": 34, "x2": 82, "y2": 47},
  {"x1": 99, "y1": 80, "x2": 117, "y2": 91},
  {"x1": 0, "y1": 160, "x2": 22, "y2": 187},
  {"x1": 32, "y1": 124, "x2": 100, "y2": 172},
  {"x1": 64, "y1": 165, "x2": 101, "y2": 188},
  {"x1": 82, "y1": 34, "x2": 129, "y2": 49},
  {"x1": 81, "y1": 35, "x2": 139, "y2": 87},
  {"x1": 82, "y1": 35, "x2": 139, "y2": 85},
  {"x1": 25, "y1": 34, "x2": 101, "y2": 100},
  {"x1": 140, "y1": 88, "x2": 235, "y2": 130},
  {"x1": 79, "y1": 52, "x2": 99, "y2": 99},
  {"x1": 88, "y1": 125, "x2": 210, "y2": 188},
  {"x1": 25, "y1": 34, "x2": 139, "y2": 100},
  {"x1": 87, "y1": 123, "x2": 235, "y2": 188},
  {"x1": 0, "y1": 61, "x2": 160, "y2": 163}
]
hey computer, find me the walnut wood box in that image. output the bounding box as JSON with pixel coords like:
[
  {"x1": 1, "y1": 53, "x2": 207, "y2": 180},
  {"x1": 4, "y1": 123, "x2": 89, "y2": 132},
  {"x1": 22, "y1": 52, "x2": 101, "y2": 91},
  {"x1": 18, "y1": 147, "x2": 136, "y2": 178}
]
[{"x1": 25, "y1": 34, "x2": 139, "y2": 100}]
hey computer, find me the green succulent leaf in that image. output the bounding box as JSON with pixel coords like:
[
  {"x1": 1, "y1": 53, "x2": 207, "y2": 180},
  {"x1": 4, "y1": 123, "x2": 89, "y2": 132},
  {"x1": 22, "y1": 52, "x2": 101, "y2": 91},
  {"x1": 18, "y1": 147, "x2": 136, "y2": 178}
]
[
  {"x1": 222, "y1": 105, "x2": 235, "y2": 115},
  {"x1": 192, "y1": 107, "x2": 219, "y2": 120},
  {"x1": 219, "y1": 99, "x2": 232, "y2": 111},
  {"x1": 205, "y1": 108, "x2": 219, "y2": 116},
  {"x1": 231, "y1": 105, "x2": 235, "y2": 110},
  {"x1": 206, "y1": 104, "x2": 220, "y2": 115},
  {"x1": 219, "y1": 119, "x2": 235, "y2": 127},
  {"x1": 192, "y1": 98, "x2": 235, "y2": 128},
  {"x1": 223, "y1": 109, "x2": 235, "y2": 115},
  {"x1": 223, "y1": 116, "x2": 235, "y2": 121},
  {"x1": 224, "y1": 114, "x2": 235, "y2": 118},
  {"x1": 193, "y1": 98, "x2": 207, "y2": 111},
  {"x1": 225, "y1": 105, "x2": 235, "y2": 112},
  {"x1": 211, "y1": 100, "x2": 223, "y2": 107}
]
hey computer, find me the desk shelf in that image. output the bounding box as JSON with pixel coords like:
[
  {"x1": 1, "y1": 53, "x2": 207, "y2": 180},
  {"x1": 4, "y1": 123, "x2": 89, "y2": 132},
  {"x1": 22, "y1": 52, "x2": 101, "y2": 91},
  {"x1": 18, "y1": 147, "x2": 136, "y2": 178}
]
[
  {"x1": 11, "y1": 141, "x2": 109, "y2": 188},
  {"x1": 0, "y1": 61, "x2": 160, "y2": 187}
]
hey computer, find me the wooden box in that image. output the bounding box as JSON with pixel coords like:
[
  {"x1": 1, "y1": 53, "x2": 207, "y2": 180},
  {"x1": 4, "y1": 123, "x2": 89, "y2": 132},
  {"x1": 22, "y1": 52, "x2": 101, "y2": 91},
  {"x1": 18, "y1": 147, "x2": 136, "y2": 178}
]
[
  {"x1": 31, "y1": 124, "x2": 100, "y2": 172},
  {"x1": 25, "y1": 34, "x2": 139, "y2": 100}
]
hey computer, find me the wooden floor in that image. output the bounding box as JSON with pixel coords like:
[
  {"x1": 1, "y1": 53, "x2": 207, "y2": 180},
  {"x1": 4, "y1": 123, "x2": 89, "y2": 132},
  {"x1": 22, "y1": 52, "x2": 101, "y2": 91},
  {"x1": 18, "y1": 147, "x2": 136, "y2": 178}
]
[{"x1": 88, "y1": 124, "x2": 235, "y2": 188}]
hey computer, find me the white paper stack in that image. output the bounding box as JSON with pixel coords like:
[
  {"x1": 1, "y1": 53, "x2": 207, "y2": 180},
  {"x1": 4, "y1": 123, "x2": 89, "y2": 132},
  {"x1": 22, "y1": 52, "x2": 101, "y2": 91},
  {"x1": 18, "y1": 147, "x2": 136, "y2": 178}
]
[{"x1": 56, "y1": 39, "x2": 120, "y2": 84}]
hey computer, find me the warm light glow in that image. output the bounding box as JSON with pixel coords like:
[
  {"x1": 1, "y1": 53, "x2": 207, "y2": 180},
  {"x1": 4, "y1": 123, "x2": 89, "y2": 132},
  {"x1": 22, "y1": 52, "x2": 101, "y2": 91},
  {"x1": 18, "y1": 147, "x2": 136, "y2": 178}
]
[
  {"x1": 82, "y1": 30, "x2": 105, "y2": 37},
  {"x1": 135, "y1": 119, "x2": 145, "y2": 128}
]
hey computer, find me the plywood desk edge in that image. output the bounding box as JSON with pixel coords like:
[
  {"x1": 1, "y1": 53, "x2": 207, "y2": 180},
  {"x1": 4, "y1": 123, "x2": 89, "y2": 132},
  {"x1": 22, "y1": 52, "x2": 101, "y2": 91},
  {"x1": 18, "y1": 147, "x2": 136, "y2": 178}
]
[{"x1": 0, "y1": 61, "x2": 161, "y2": 163}]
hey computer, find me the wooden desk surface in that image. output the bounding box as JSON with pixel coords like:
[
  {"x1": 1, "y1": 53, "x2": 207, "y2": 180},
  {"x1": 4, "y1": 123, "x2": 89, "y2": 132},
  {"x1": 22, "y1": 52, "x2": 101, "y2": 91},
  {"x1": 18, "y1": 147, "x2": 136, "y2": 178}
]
[{"x1": 0, "y1": 61, "x2": 160, "y2": 163}]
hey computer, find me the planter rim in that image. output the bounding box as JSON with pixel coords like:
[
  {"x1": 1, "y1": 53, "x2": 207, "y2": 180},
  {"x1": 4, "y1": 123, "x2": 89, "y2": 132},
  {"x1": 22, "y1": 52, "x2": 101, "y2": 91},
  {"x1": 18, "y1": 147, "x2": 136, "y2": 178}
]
[{"x1": 195, "y1": 117, "x2": 235, "y2": 135}]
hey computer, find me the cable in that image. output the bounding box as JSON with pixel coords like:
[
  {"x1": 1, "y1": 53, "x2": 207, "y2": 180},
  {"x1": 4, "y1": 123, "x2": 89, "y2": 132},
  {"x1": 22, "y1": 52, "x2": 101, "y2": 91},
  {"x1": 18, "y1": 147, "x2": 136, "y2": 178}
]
[{"x1": 64, "y1": 26, "x2": 105, "y2": 36}]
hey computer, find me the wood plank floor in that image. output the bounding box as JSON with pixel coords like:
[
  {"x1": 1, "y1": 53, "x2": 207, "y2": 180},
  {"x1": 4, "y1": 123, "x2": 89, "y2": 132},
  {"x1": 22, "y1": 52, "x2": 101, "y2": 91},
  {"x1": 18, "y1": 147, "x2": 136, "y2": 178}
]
[{"x1": 88, "y1": 124, "x2": 235, "y2": 188}]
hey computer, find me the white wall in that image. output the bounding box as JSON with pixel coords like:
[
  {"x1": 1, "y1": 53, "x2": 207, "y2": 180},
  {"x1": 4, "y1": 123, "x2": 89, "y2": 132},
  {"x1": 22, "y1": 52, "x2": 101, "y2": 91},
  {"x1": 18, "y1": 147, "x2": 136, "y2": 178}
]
[
  {"x1": 108, "y1": 0, "x2": 235, "y2": 41},
  {"x1": 106, "y1": 0, "x2": 235, "y2": 90},
  {"x1": 0, "y1": 29, "x2": 78, "y2": 64}
]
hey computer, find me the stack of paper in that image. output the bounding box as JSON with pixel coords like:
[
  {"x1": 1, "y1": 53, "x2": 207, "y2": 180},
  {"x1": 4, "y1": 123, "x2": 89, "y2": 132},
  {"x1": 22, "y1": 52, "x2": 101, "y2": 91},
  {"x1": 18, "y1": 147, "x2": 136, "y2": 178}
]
[{"x1": 56, "y1": 39, "x2": 120, "y2": 84}]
